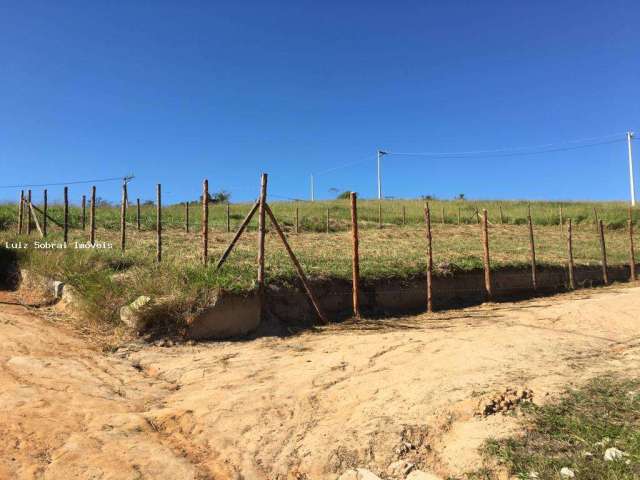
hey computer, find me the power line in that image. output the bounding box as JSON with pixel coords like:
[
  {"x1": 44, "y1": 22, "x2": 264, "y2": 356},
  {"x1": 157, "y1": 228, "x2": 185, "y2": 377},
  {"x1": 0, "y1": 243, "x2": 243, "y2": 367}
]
[
  {"x1": 311, "y1": 132, "x2": 629, "y2": 190},
  {"x1": 314, "y1": 155, "x2": 373, "y2": 176},
  {"x1": 0, "y1": 175, "x2": 128, "y2": 189},
  {"x1": 385, "y1": 133, "x2": 627, "y2": 159}
]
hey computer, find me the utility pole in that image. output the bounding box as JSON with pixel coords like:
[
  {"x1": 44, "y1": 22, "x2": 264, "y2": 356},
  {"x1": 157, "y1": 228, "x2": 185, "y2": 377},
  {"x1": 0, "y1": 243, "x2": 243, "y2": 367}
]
[
  {"x1": 628, "y1": 131, "x2": 636, "y2": 207},
  {"x1": 122, "y1": 175, "x2": 134, "y2": 201},
  {"x1": 377, "y1": 150, "x2": 386, "y2": 200},
  {"x1": 310, "y1": 174, "x2": 315, "y2": 202}
]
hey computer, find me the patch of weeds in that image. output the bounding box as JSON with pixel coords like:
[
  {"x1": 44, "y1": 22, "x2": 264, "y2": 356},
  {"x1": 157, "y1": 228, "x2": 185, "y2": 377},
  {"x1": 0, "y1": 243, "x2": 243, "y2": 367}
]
[{"x1": 475, "y1": 376, "x2": 640, "y2": 479}]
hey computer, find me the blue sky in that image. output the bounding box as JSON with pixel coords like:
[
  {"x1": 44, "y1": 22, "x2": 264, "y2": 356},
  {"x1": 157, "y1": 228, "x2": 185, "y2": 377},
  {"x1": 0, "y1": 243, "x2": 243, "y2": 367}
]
[{"x1": 0, "y1": 1, "x2": 638, "y2": 204}]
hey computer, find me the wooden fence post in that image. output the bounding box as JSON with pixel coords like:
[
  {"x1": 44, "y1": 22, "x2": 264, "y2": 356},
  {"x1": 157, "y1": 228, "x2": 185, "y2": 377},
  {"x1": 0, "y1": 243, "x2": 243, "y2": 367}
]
[
  {"x1": 27, "y1": 190, "x2": 32, "y2": 235},
  {"x1": 227, "y1": 203, "x2": 231, "y2": 233},
  {"x1": 81, "y1": 195, "x2": 86, "y2": 230},
  {"x1": 476, "y1": 208, "x2": 481, "y2": 225},
  {"x1": 527, "y1": 206, "x2": 537, "y2": 290},
  {"x1": 424, "y1": 203, "x2": 433, "y2": 312},
  {"x1": 156, "y1": 184, "x2": 162, "y2": 262},
  {"x1": 350, "y1": 192, "x2": 360, "y2": 318},
  {"x1": 137, "y1": 198, "x2": 141, "y2": 231},
  {"x1": 63, "y1": 187, "x2": 68, "y2": 244},
  {"x1": 457, "y1": 206, "x2": 461, "y2": 225},
  {"x1": 402, "y1": 205, "x2": 406, "y2": 226},
  {"x1": 598, "y1": 219, "x2": 608, "y2": 285},
  {"x1": 441, "y1": 206, "x2": 445, "y2": 225},
  {"x1": 120, "y1": 181, "x2": 127, "y2": 252},
  {"x1": 202, "y1": 180, "x2": 208, "y2": 265},
  {"x1": 43, "y1": 189, "x2": 48, "y2": 237},
  {"x1": 593, "y1": 208, "x2": 599, "y2": 234},
  {"x1": 257, "y1": 174, "x2": 268, "y2": 306},
  {"x1": 295, "y1": 206, "x2": 299, "y2": 234},
  {"x1": 326, "y1": 208, "x2": 330, "y2": 233},
  {"x1": 628, "y1": 207, "x2": 636, "y2": 281},
  {"x1": 90, "y1": 186, "x2": 96, "y2": 245},
  {"x1": 499, "y1": 206, "x2": 504, "y2": 225},
  {"x1": 185, "y1": 202, "x2": 189, "y2": 233},
  {"x1": 378, "y1": 202, "x2": 382, "y2": 229},
  {"x1": 18, "y1": 190, "x2": 24, "y2": 234},
  {"x1": 481, "y1": 209, "x2": 492, "y2": 299},
  {"x1": 567, "y1": 219, "x2": 575, "y2": 289}
]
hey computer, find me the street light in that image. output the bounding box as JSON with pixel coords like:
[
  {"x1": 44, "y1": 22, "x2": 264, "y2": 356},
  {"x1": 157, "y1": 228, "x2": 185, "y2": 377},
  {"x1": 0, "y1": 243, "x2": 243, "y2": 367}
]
[{"x1": 377, "y1": 150, "x2": 387, "y2": 200}]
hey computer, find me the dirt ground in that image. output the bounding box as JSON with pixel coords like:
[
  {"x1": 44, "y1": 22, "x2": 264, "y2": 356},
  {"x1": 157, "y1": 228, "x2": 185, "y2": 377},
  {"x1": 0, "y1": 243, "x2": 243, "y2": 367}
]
[{"x1": 1, "y1": 285, "x2": 639, "y2": 480}]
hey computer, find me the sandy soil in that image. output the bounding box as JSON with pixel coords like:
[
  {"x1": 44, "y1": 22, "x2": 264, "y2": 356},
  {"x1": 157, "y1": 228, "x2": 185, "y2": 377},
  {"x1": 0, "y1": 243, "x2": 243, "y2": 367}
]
[{"x1": 1, "y1": 285, "x2": 639, "y2": 480}]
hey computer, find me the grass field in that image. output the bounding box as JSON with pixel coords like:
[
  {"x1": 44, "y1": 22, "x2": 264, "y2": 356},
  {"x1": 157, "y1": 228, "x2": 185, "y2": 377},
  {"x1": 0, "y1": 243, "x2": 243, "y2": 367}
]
[
  {"x1": 0, "y1": 198, "x2": 637, "y2": 327},
  {"x1": 0, "y1": 197, "x2": 638, "y2": 233}
]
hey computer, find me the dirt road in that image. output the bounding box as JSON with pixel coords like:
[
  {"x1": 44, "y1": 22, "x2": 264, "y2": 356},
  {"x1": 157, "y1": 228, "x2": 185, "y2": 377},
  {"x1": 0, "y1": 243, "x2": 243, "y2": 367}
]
[{"x1": 1, "y1": 285, "x2": 639, "y2": 479}]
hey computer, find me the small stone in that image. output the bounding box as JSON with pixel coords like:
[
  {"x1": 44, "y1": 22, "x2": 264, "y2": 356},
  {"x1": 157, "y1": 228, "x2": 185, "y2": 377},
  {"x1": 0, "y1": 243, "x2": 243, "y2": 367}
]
[
  {"x1": 387, "y1": 459, "x2": 414, "y2": 477},
  {"x1": 559, "y1": 467, "x2": 575, "y2": 478},
  {"x1": 337, "y1": 470, "x2": 358, "y2": 480},
  {"x1": 405, "y1": 471, "x2": 444, "y2": 480},
  {"x1": 337, "y1": 469, "x2": 383, "y2": 480},
  {"x1": 52, "y1": 281, "x2": 64, "y2": 299},
  {"x1": 120, "y1": 295, "x2": 153, "y2": 332},
  {"x1": 604, "y1": 447, "x2": 625, "y2": 461}
]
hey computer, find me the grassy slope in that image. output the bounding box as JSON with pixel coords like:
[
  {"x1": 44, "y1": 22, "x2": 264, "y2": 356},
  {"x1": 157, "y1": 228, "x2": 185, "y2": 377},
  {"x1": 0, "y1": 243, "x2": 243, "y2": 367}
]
[
  {"x1": 0, "y1": 199, "x2": 636, "y2": 327},
  {"x1": 0, "y1": 198, "x2": 637, "y2": 233}
]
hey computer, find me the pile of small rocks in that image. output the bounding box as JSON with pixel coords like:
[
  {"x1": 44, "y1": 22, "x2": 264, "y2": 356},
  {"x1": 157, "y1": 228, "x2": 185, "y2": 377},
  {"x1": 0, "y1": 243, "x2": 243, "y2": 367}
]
[{"x1": 476, "y1": 387, "x2": 534, "y2": 416}]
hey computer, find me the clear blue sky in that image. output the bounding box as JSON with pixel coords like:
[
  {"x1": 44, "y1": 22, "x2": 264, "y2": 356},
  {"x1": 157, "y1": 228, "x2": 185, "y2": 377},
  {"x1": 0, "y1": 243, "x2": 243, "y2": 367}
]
[{"x1": 1, "y1": 1, "x2": 638, "y2": 204}]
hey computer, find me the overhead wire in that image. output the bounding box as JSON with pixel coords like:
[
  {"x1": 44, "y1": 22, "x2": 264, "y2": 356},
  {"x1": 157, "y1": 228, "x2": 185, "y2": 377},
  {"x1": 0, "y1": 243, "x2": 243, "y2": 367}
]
[
  {"x1": 0, "y1": 175, "x2": 127, "y2": 189},
  {"x1": 385, "y1": 136, "x2": 627, "y2": 160}
]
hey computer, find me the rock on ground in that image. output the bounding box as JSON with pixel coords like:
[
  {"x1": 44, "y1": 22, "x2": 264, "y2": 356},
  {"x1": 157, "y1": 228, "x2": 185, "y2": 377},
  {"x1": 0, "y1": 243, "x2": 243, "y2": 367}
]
[
  {"x1": 338, "y1": 469, "x2": 382, "y2": 480},
  {"x1": 387, "y1": 459, "x2": 414, "y2": 477},
  {"x1": 120, "y1": 295, "x2": 153, "y2": 331},
  {"x1": 405, "y1": 470, "x2": 444, "y2": 480}
]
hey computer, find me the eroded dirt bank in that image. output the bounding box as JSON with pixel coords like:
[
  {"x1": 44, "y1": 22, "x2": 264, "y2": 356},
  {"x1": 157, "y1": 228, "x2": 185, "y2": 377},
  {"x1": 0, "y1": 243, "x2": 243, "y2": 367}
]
[{"x1": 1, "y1": 286, "x2": 639, "y2": 479}]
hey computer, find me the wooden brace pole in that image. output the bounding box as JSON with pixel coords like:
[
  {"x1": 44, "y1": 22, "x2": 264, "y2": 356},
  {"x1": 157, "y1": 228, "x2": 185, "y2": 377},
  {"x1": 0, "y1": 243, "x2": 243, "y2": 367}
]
[
  {"x1": 265, "y1": 204, "x2": 328, "y2": 324},
  {"x1": 215, "y1": 201, "x2": 260, "y2": 271},
  {"x1": 28, "y1": 203, "x2": 44, "y2": 238}
]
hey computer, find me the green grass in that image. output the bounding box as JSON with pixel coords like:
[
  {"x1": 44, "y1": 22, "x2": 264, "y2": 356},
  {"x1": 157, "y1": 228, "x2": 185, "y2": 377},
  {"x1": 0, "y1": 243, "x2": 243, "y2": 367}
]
[
  {"x1": 0, "y1": 198, "x2": 638, "y2": 234},
  {"x1": 476, "y1": 376, "x2": 640, "y2": 479}
]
